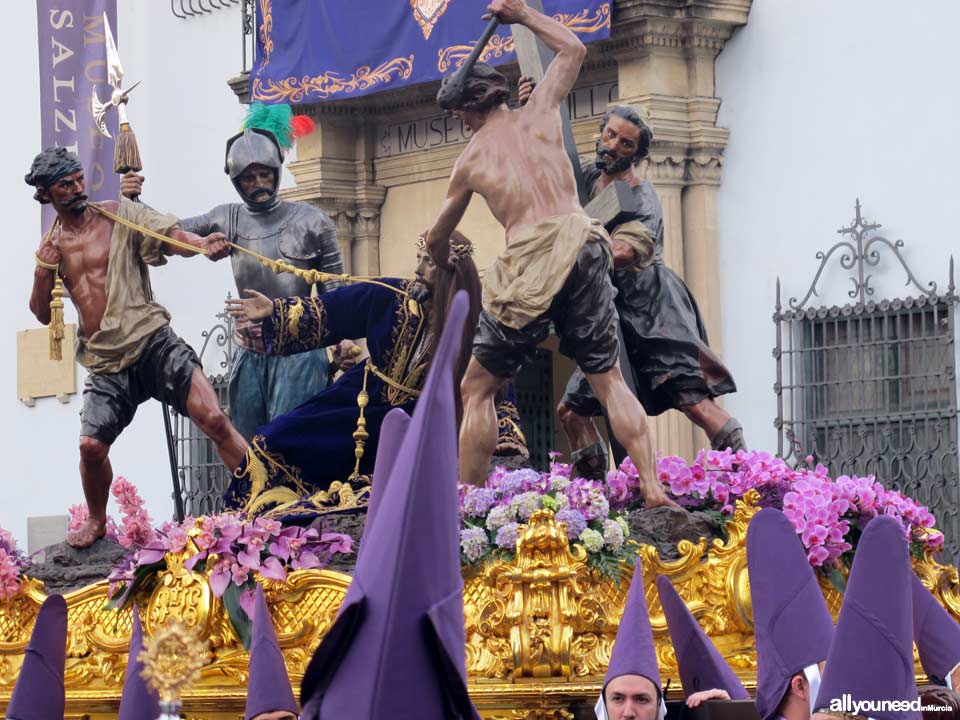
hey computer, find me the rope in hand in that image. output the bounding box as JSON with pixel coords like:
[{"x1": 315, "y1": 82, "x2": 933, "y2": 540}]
[{"x1": 91, "y1": 205, "x2": 409, "y2": 297}]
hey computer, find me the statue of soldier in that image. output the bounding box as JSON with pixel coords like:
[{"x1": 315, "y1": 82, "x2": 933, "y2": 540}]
[{"x1": 123, "y1": 127, "x2": 356, "y2": 439}]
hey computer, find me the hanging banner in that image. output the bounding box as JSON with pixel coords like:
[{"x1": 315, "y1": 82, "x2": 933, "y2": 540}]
[
  {"x1": 250, "y1": 0, "x2": 611, "y2": 105},
  {"x1": 36, "y1": 0, "x2": 119, "y2": 228}
]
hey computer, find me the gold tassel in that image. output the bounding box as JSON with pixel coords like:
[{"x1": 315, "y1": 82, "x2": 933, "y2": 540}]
[
  {"x1": 348, "y1": 366, "x2": 371, "y2": 480},
  {"x1": 49, "y1": 273, "x2": 65, "y2": 361},
  {"x1": 114, "y1": 122, "x2": 142, "y2": 174}
]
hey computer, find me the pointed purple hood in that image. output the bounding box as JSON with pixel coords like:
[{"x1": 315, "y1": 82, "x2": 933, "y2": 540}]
[
  {"x1": 246, "y1": 585, "x2": 298, "y2": 720},
  {"x1": 747, "y1": 508, "x2": 834, "y2": 720},
  {"x1": 655, "y1": 575, "x2": 749, "y2": 700},
  {"x1": 814, "y1": 516, "x2": 920, "y2": 719},
  {"x1": 604, "y1": 560, "x2": 661, "y2": 694},
  {"x1": 299, "y1": 291, "x2": 479, "y2": 720},
  {"x1": 364, "y1": 407, "x2": 410, "y2": 536},
  {"x1": 6, "y1": 594, "x2": 67, "y2": 720},
  {"x1": 117, "y1": 606, "x2": 160, "y2": 720},
  {"x1": 911, "y1": 573, "x2": 960, "y2": 685}
]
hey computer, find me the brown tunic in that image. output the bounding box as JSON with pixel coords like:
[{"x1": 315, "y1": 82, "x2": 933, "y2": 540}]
[{"x1": 77, "y1": 198, "x2": 179, "y2": 374}]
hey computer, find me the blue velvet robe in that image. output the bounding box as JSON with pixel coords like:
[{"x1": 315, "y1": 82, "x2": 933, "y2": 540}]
[
  {"x1": 224, "y1": 279, "x2": 528, "y2": 523},
  {"x1": 224, "y1": 279, "x2": 429, "y2": 522}
]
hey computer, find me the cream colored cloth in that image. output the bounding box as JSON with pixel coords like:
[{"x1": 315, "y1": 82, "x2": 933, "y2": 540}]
[
  {"x1": 483, "y1": 213, "x2": 610, "y2": 329},
  {"x1": 610, "y1": 219, "x2": 655, "y2": 272},
  {"x1": 77, "y1": 198, "x2": 179, "y2": 374}
]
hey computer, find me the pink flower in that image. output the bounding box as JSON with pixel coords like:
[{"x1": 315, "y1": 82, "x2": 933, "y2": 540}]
[
  {"x1": 209, "y1": 560, "x2": 232, "y2": 597},
  {"x1": 163, "y1": 526, "x2": 189, "y2": 554},
  {"x1": 237, "y1": 546, "x2": 263, "y2": 571},
  {"x1": 807, "y1": 545, "x2": 830, "y2": 566},
  {"x1": 259, "y1": 556, "x2": 288, "y2": 581},
  {"x1": 194, "y1": 531, "x2": 217, "y2": 552},
  {"x1": 254, "y1": 517, "x2": 282, "y2": 536},
  {"x1": 292, "y1": 550, "x2": 320, "y2": 570},
  {"x1": 67, "y1": 504, "x2": 89, "y2": 532},
  {"x1": 801, "y1": 524, "x2": 828, "y2": 547},
  {"x1": 230, "y1": 562, "x2": 250, "y2": 586},
  {"x1": 607, "y1": 472, "x2": 632, "y2": 506},
  {"x1": 137, "y1": 543, "x2": 167, "y2": 566},
  {"x1": 215, "y1": 516, "x2": 244, "y2": 542},
  {"x1": 319, "y1": 533, "x2": 354, "y2": 556},
  {"x1": 239, "y1": 587, "x2": 258, "y2": 619}
]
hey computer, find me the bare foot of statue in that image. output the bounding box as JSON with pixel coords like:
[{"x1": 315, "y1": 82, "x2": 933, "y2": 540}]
[
  {"x1": 642, "y1": 482, "x2": 681, "y2": 510},
  {"x1": 66, "y1": 517, "x2": 107, "y2": 549}
]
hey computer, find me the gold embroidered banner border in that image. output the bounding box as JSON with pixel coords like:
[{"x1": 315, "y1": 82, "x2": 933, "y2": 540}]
[{"x1": 437, "y1": 4, "x2": 611, "y2": 73}]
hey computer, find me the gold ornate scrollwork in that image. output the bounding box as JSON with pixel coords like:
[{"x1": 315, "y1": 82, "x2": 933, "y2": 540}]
[
  {"x1": 436, "y1": 4, "x2": 611, "y2": 73},
  {"x1": 252, "y1": 55, "x2": 414, "y2": 104},
  {"x1": 145, "y1": 547, "x2": 213, "y2": 639},
  {"x1": 467, "y1": 510, "x2": 593, "y2": 679}
]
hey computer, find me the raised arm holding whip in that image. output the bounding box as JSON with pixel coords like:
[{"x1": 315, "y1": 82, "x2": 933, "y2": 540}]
[{"x1": 426, "y1": 0, "x2": 675, "y2": 508}]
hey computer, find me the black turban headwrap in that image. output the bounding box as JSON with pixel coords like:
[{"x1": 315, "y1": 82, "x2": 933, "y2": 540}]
[{"x1": 25, "y1": 147, "x2": 83, "y2": 204}]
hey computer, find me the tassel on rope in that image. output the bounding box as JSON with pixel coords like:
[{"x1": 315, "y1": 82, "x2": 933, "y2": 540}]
[
  {"x1": 48, "y1": 274, "x2": 65, "y2": 361},
  {"x1": 114, "y1": 122, "x2": 142, "y2": 175},
  {"x1": 35, "y1": 219, "x2": 64, "y2": 361}
]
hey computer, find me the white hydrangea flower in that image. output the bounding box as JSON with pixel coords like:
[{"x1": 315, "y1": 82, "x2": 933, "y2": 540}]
[{"x1": 579, "y1": 528, "x2": 604, "y2": 553}]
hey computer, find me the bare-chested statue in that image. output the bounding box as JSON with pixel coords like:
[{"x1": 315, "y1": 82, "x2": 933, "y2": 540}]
[
  {"x1": 26, "y1": 147, "x2": 248, "y2": 548},
  {"x1": 426, "y1": 0, "x2": 673, "y2": 507}
]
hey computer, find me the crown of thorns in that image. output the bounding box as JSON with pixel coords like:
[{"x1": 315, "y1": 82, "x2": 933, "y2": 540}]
[{"x1": 416, "y1": 235, "x2": 474, "y2": 262}]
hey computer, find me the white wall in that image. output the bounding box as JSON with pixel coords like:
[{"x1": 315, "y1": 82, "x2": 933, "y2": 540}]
[
  {"x1": 3, "y1": 4, "x2": 254, "y2": 546},
  {"x1": 716, "y1": 0, "x2": 960, "y2": 453}
]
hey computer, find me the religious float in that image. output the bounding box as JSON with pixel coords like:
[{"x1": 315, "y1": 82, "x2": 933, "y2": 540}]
[{"x1": 0, "y1": 454, "x2": 956, "y2": 719}]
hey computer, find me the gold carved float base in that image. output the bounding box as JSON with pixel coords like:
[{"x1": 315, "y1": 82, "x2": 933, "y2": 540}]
[{"x1": 0, "y1": 493, "x2": 957, "y2": 719}]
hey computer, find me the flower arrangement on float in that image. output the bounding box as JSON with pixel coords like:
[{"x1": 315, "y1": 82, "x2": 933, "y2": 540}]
[
  {"x1": 106, "y1": 510, "x2": 353, "y2": 646},
  {"x1": 462, "y1": 449, "x2": 944, "y2": 588},
  {"x1": 459, "y1": 457, "x2": 632, "y2": 576},
  {"x1": 645, "y1": 449, "x2": 943, "y2": 572},
  {"x1": 68, "y1": 476, "x2": 156, "y2": 549},
  {"x1": 85, "y1": 478, "x2": 352, "y2": 645},
  {"x1": 0, "y1": 528, "x2": 26, "y2": 601}
]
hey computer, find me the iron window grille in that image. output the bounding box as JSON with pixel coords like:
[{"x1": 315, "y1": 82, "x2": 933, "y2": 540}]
[{"x1": 775, "y1": 200, "x2": 958, "y2": 557}]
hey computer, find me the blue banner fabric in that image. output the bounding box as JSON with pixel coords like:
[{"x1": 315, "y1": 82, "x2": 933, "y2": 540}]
[
  {"x1": 36, "y1": 1, "x2": 119, "y2": 229},
  {"x1": 250, "y1": 0, "x2": 611, "y2": 105}
]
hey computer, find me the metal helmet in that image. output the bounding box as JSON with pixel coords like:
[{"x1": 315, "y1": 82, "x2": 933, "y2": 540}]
[{"x1": 224, "y1": 127, "x2": 283, "y2": 211}]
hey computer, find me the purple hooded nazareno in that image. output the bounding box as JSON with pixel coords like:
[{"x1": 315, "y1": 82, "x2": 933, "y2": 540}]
[
  {"x1": 813, "y1": 515, "x2": 920, "y2": 719},
  {"x1": 655, "y1": 575, "x2": 750, "y2": 700},
  {"x1": 117, "y1": 606, "x2": 161, "y2": 720},
  {"x1": 6, "y1": 594, "x2": 68, "y2": 720},
  {"x1": 298, "y1": 291, "x2": 479, "y2": 719},
  {"x1": 604, "y1": 560, "x2": 661, "y2": 695},
  {"x1": 245, "y1": 585, "x2": 298, "y2": 720},
  {"x1": 747, "y1": 508, "x2": 834, "y2": 720}
]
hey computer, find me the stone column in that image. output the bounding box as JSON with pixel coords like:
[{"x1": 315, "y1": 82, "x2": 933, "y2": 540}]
[
  {"x1": 682, "y1": 158, "x2": 723, "y2": 452},
  {"x1": 606, "y1": 2, "x2": 751, "y2": 459}
]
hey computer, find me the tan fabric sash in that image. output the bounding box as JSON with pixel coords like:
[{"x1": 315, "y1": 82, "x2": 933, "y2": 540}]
[
  {"x1": 482, "y1": 213, "x2": 609, "y2": 329},
  {"x1": 77, "y1": 199, "x2": 178, "y2": 374}
]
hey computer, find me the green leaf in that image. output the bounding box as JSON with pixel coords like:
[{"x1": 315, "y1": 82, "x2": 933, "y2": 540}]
[
  {"x1": 586, "y1": 550, "x2": 627, "y2": 583},
  {"x1": 222, "y1": 581, "x2": 253, "y2": 650},
  {"x1": 105, "y1": 560, "x2": 166, "y2": 611},
  {"x1": 824, "y1": 566, "x2": 847, "y2": 594}
]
